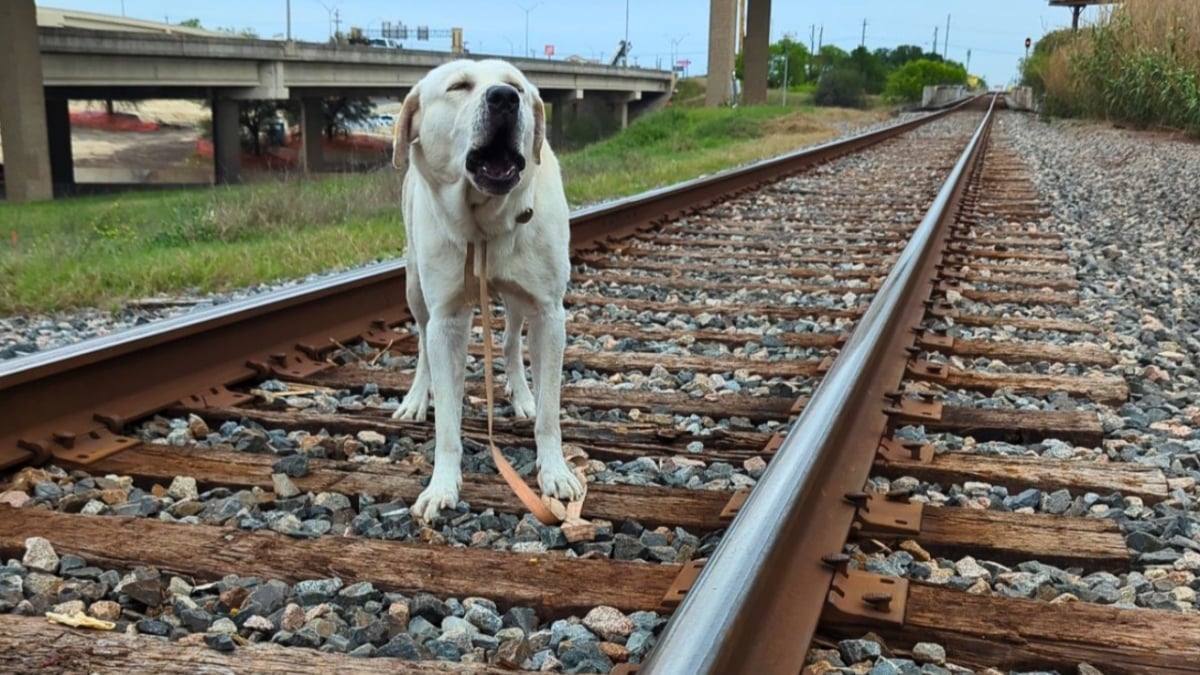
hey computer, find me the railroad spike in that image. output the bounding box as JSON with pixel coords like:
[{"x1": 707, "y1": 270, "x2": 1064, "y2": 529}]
[
  {"x1": 821, "y1": 553, "x2": 851, "y2": 567},
  {"x1": 862, "y1": 591, "x2": 893, "y2": 610}
]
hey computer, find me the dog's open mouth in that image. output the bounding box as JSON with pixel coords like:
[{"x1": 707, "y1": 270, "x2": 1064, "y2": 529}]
[{"x1": 466, "y1": 131, "x2": 526, "y2": 194}]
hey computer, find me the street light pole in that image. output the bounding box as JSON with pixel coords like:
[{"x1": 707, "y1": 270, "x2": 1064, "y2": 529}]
[
  {"x1": 667, "y1": 33, "x2": 686, "y2": 75},
  {"x1": 623, "y1": 0, "x2": 629, "y2": 67},
  {"x1": 515, "y1": 2, "x2": 541, "y2": 60}
]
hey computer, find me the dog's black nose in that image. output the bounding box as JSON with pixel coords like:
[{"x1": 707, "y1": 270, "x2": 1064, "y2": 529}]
[{"x1": 486, "y1": 85, "x2": 520, "y2": 114}]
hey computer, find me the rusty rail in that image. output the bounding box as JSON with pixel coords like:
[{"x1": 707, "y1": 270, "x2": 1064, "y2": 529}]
[
  {"x1": 639, "y1": 97, "x2": 997, "y2": 674},
  {"x1": 0, "y1": 104, "x2": 969, "y2": 473}
]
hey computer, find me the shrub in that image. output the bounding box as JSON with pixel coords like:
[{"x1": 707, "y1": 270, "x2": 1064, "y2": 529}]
[
  {"x1": 814, "y1": 67, "x2": 868, "y2": 108},
  {"x1": 883, "y1": 59, "x2": 968, "y2": 103}
]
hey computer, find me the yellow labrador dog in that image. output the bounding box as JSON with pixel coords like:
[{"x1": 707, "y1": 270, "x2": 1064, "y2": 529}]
[{"x1": 391, "y1": 59, "x2": 583, "y2": 521}]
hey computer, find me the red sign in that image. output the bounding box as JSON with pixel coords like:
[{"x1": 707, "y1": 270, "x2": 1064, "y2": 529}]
[
  {"x1": 676, "y1": 59, "x2": 691, "y2": 68},
  {"x1": 544, "y1": 44, "x2": 555, "y2": 56}
]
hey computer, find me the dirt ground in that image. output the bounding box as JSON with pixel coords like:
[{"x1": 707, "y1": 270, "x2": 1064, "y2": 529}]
[{"x1": 0, "y1": 100, "x2": 209, "y2": 170}]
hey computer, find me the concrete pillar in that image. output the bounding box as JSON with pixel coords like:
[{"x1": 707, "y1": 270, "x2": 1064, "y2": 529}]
[
  {"x1": 706, "y1": 0, "x2": 737, "y2": 107},
  {"x1": 44, "y1": 96, "x2": 75, "y2": 193},
  {"x1": 212, "y1": 96, "x2": 242, "y2": 185},
  {"x1": 742, "y1": 0, "x2": 771, "y2": 105},
  {"x1": 550, "y1": 100, "x2": 565, "y2": 150},
  {"x1": 0, "y1": 0, "x2": 53, "y2": 202},
  {"x1": 300, "y1": 97, "x2": 324, "y2": 174},
  {"x1": 545, "y1": 90, "x2": 581, "y2": 150}
]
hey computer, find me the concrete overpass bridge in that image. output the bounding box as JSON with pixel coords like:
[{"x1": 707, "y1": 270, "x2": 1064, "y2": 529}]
[{"x1": 0, "y1": 1, "x2": 673, "y2": 201}]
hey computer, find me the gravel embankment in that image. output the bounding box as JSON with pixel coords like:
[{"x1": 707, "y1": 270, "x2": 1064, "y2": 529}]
[{"x1": 838, "y1": 112, "x2": 1200, "y2": 659}]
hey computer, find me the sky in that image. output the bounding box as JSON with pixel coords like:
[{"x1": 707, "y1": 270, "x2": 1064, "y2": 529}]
[{"x1": 39, "y1": 1, "x2": 1105, "y2": 87}]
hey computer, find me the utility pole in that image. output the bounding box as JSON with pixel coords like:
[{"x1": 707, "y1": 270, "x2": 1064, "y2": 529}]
[
  {"x1": 286, "y1": 0, "x2": 291, "y2": 41},
  {"x1": 932, "y1": 26, "x2": 938, "y2": 57},
  {"x1": 944, "y1": 14, "x2": 950, "y2": 57},
  {"x1": 809, "y1": 24, "x2": 815, "y2": 78},
  {"x1": 332, "y1": 8, "x2": 341, "y2": 38},
  {"x1": 860, "y1": 19, "x2": 867, "y2": 48},
  {"x1": 782, "y1": 37, "x2": 791, "y2": 106},
  {"x1": 966, "y1": 49, "x2": 972, "y2": 76},
  {"x1": 817, "y1": 25, "x2": 823, "y2": 74}
]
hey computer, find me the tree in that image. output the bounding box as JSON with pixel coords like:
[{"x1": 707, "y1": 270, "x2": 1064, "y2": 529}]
[
  {"x1": 768, "y1": 37, "x2": 809, "y2": 89},
  {"x1": 810, "y1": 45, "x2": 850, "y2": 78},
  {"x1": 240, "y1": 102, "x2": 287, "y2": 156},
  {"x1": 734, "y1": 37, "x2": 810, "y2": 89},
  {"x1": 875, "y1": 44, "x2": 937, "y2": 70},
  {"x1": 848, "y1": 46, "x2": 888, "y2": 94},
  {"x1": 321, "y1": 96, "x2": 377, "y2": 138}
]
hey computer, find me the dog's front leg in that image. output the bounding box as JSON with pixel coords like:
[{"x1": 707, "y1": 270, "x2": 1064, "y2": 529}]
[
  {"x1": 527, "y1": 302, "x2": 583, "y2": 500},
  {"x1": 412, "y1": 305, "x2": 473, "y2": 521}
]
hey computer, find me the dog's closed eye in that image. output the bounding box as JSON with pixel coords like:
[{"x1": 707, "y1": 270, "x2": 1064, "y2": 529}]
[{"x1": 447, "y1": 80, "x2": 473, "y2": 93}]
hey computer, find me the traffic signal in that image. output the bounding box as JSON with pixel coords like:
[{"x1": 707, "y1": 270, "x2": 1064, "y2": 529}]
[{"x1": 1024, "y1": 37, "x2": 1031, "y2": 49}]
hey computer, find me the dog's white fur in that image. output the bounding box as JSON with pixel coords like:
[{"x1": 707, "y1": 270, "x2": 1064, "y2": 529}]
[{"x1": 391, "y1": 59, "x2": 583, "y2": 521}]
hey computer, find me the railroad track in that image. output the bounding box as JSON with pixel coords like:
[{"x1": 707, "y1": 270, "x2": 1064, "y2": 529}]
[{"x1": 2, "y1": 97, "x2": 1197, "y2": 674}]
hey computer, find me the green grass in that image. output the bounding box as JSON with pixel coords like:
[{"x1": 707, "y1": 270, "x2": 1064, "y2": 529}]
[
  {"x1": 0, "y1": 100, "x2": 882, "y2": 313},
  {"x1": 561, "y1": 104, "x2": 842, "y2": 204}
]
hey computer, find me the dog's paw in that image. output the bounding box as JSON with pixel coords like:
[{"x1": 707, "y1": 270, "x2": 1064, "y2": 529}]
[
  {"x1": 393, "y1": 390, "x2": 430, "y2": 421},
  {"x1": 412, "y1": 481, "x2": 459, "y2": 522},
  {"x1": 506, "y1": 382, "x2": 537, "y2": 419},
  {"x1": 539, "y1": 462, "x2": 584, "y2": 502}
]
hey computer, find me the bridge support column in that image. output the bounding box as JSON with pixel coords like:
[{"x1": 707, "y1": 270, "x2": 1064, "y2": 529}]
[
  {"x1": 212, "y1": 96, "x2": 242, "y2": 185},
  {"x1": 706, "y1": 0, "x2": 737, "y2": 107},
  {"x1": 0, "y1": 0, "x2": 53, "y2": 202},
  {"x1": 546, "y1": 89, "x2": 581, "y2": 150},
  {"x1": 615, "y1": 91, "x2": 646, "y2": 130},
  {"x1": 550, "y1": 100, "x2": 566, "y2": 150},
  {"x1": 742, "y1": 0, "x2": 771, "y2": 105},
  {"x1": 301, "y1": 97, "x2": 325, "y2": 174},
  {"x1": 44, "y1": 96, "x2": 75, "y2": 194}
]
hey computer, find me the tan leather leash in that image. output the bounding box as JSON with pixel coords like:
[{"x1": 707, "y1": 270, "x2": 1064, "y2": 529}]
[{"x1": 472, "y1": 242, "x2": 588, "y2": 526}]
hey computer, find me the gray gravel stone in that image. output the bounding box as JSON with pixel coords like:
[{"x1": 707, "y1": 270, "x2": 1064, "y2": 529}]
[{"x1": 839, "y1": 638, "x2": 883, "y2": 663}]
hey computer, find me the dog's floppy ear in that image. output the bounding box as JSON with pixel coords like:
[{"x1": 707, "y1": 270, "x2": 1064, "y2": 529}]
[
  {"x1": 532, "y1": 95, "x2": 546, "y2": 166},
  {"x1": 391, "y1": 86, "x2": 421, "y2": 171}
]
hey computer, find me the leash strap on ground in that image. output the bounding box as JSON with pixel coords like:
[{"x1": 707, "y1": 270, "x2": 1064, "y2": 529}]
[{"x1": 474, "y1": 243, "x2": 579, "y2": 525}]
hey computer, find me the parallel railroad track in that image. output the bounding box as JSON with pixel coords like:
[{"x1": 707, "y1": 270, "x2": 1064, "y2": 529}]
[{"x1": 2, "y1": 97, "x2": 1197, "y2": 674}]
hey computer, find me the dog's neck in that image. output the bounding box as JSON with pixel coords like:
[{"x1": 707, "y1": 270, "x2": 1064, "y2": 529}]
[{"x1": 463, "y1": 182, "x2": 535, "y2": 241}]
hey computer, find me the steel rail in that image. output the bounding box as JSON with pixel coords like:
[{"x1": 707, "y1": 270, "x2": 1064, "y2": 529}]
[
  {"x1": 0, "y1": 103, "x2": 966, "y2": 472},
  {"x1": 639, "y1": 96, "x2": 997, "y2": 674}
]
